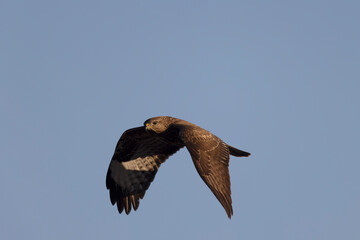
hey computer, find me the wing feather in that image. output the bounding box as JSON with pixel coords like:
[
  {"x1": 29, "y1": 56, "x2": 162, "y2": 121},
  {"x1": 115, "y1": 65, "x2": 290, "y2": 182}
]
[
  {"x1": 178, "y1": 125, "x2": 234, "y2": 218},
  {"x1": 106, "y1": 127, "x2": 183, "y2": 214}
]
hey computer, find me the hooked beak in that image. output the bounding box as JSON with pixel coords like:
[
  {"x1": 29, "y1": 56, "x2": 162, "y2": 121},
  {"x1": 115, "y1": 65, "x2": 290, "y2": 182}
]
[{"x1": 145, "y1": 122, "x2": 151, "y2": 131}]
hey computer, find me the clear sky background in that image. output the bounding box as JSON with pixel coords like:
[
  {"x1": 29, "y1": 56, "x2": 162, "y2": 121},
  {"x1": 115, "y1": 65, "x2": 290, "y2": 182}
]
[{"x1": 1, "y1": 1, "x2": 359, "y2": 239}]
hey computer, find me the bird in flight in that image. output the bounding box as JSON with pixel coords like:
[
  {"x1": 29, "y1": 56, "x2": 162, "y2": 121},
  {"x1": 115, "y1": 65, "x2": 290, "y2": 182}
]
[{"x1": 106, "y1": 116, "x2": 250, "y2": 218}]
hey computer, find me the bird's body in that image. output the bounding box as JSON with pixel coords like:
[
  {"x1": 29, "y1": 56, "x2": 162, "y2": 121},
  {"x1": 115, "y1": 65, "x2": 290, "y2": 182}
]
[{"x1": 106, "y1": 116, "x2": 250, "y2": 218}]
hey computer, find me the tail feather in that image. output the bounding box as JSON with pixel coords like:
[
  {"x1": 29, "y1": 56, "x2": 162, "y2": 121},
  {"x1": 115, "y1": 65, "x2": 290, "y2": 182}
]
[{"x1": 227, "y1": 145, "x2": 250, "y2": 157}]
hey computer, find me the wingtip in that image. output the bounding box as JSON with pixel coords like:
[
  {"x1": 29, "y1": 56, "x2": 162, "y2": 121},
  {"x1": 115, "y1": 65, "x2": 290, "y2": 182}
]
[{"x1": 226, "y1": 205, "x2": 234, "y2": 219}]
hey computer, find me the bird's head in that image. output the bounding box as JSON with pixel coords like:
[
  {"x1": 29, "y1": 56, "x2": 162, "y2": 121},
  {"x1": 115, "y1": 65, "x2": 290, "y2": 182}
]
[{"x1": 144, "y1": 116, "x2": 174, "y2": 134}]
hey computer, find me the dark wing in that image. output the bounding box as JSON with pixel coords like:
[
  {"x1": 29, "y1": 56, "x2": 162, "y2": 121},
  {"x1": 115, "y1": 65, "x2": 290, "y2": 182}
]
[
  {"x1": 179, "y1": 125, "x2": 233, "y2": 218},
  {"x1": 106, "y1": 127, "x2": 183, "y2": 214}
]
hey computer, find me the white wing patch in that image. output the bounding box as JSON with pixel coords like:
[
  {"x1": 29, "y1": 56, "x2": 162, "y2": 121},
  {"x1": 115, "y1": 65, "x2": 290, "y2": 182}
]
[{"x1": 109, "y1": 156, "x2": 163, "y2": 194}]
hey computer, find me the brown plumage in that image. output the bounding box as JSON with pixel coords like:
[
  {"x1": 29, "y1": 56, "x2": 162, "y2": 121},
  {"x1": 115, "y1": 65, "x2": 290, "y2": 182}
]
[{"x1": 106, "y1": 116, "x2": 250, "y2": 218}]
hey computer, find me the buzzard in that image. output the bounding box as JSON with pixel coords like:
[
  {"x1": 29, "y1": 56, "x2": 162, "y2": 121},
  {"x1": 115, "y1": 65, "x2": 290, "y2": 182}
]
[{"x1": 106, "y1": 116, "x2": 250, "y2": 218}]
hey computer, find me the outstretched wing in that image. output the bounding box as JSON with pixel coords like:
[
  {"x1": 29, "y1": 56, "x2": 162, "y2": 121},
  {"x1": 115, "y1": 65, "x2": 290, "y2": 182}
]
[
  {"x1": 106, "y1": 127, "x2": 183, "y2": 214},
  {"x1": 179, "y1": 125, "x2": 233, "y2": 218}
]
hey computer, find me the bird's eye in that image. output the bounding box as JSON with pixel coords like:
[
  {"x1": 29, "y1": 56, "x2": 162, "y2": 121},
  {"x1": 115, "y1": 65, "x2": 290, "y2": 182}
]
[{"x1": 153, "y1": 121, "x2": 157, "y2": 125}]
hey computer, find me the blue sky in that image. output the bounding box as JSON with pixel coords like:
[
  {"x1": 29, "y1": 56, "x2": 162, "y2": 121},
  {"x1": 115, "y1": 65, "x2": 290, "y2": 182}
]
[{"x1": 1, "y1": 1, "x2": 359, "y2": 239}]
